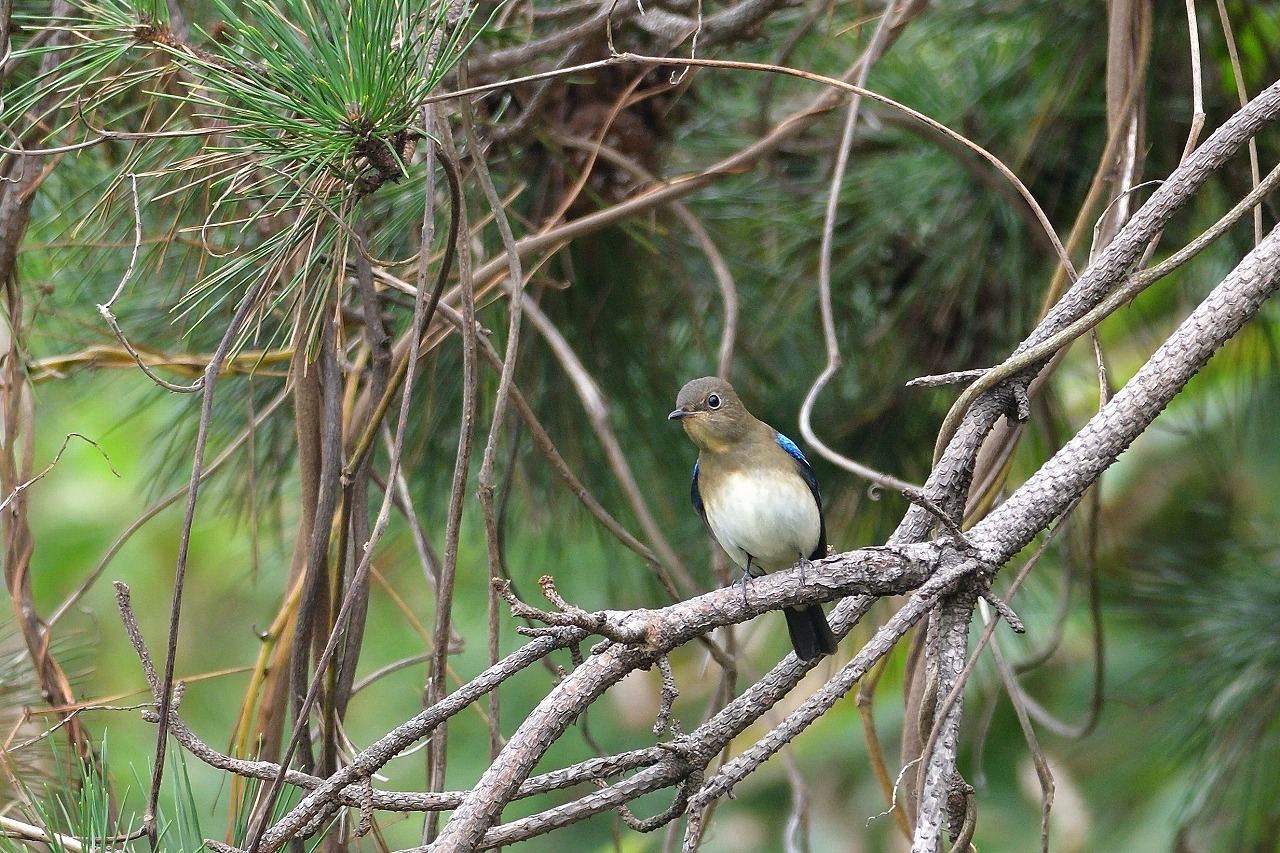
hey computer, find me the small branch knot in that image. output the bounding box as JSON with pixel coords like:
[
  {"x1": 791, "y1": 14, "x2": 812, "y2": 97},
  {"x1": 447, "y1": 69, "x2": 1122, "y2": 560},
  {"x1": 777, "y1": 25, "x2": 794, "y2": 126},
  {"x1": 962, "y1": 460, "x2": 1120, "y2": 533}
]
[
  {"x1": 980, "y1": 588, "x2": 1025, "y2": 633},
  {"x1": 901, "y1": 489, "x2": 978, "y2": 554}
]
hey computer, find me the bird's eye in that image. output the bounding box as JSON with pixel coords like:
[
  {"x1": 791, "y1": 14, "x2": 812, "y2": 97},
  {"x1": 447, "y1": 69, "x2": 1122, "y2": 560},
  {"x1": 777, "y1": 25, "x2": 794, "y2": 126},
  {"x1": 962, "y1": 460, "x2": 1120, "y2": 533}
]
[{"x1": 706, "y1": 394, "x2": 721, "y2": 409}]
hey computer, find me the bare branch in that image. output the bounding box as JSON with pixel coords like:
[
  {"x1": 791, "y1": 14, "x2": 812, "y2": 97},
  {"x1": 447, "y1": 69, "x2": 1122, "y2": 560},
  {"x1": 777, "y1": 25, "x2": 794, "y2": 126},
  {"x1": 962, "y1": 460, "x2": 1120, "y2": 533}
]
[{"x1": 972, "y1": 221, "x2": 1280, "y2": 564}]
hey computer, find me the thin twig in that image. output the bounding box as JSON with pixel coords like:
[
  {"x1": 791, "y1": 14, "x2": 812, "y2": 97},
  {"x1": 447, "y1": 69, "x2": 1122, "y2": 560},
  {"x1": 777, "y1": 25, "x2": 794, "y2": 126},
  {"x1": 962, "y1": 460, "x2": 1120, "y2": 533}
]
[
  {"x1": 146, "y1": 271, "x2": 271, "y2": 843},
  {"x1": 96, "y1": 173, "x2": 204, "y2": 393},
  {"x1": 50, "y1": 388, "x2": 288, "y2": 628},
  {"x1": 856, "y1": 655, "x2": 913, "y2": 839},
  {"x1": 0, "y1": 432, "x2": 119, "y2": 513},
  {"x1": 1214, "y1": 0, "x2": 1262, "y2": 243},
  {"x1": 982, "y1": 606, "x2": 1053, "y2": 853},
  {"x1": 425, "y1": 116, "x2": 479, "y2": 844},
  {"x1": 461, "y1": 57, "x2": 526, "y2": 767},
  {"x1": 800, "y1": 0, "x2": 909, "y2": 490}
]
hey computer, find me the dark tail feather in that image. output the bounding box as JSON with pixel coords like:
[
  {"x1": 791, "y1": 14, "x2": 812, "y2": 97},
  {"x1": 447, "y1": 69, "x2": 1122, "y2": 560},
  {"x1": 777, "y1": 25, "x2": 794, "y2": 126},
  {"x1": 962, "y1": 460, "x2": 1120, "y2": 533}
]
[{"x1": 783, "y1": 604, "x2": 838, "y2": 661}]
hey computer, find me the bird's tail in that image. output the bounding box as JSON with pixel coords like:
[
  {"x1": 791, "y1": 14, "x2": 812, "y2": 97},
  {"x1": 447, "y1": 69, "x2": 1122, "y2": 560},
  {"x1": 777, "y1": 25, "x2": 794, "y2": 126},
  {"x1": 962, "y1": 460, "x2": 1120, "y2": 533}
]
[{"x1": 783, "y1": 604, "x2": 838, "y2": 661}]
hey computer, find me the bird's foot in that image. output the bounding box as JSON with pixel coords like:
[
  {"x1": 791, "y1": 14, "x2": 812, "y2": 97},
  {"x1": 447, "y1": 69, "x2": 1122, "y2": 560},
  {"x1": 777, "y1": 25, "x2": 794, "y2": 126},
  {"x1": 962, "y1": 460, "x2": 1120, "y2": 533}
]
[{"x1": 739, "y1": 566, "x2": 751, "y2": 608}]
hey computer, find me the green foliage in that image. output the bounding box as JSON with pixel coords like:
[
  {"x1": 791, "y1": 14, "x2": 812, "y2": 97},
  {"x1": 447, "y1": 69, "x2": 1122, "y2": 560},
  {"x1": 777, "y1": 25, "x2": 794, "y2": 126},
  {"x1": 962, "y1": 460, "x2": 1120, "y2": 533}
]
[
  {"x1": 1110, "y1": 358, "x2": 1280, "y2": 850},
  {"x1": 0, "y1": 737, "x2": 121, "y2": 853},
  {"x1": 0, "y1": 721, "x2": 323, "y2": 852},
  {"x1": 191, "y1": 0, "x2": 464, "y2": 175},
  {"x1": 4, "y1": 0, "x2": 494, "y2": 353}
]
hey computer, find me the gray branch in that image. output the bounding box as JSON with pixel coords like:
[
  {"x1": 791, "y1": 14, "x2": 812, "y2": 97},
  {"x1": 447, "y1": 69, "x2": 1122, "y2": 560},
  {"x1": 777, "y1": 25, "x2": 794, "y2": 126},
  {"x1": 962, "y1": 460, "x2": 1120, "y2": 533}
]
[
  {"x1": 912, "y1": 590, "x2": 978, "y2": 852},
  {"x1": 972, "y1": 220, "x2": 1280, "y2": 563},
  {"x1": 422, "y1": 545, "x2": 938, "y2": 852},
  {"x1": 1032, "y1": 76, "x2": 1280, "y2": 348},
  {"x1": 892, "y1": 76, "x2": 1280, "y2": 850},
  {"x1": 631, "y1": 0, "x2": 794, "y2": 46}
]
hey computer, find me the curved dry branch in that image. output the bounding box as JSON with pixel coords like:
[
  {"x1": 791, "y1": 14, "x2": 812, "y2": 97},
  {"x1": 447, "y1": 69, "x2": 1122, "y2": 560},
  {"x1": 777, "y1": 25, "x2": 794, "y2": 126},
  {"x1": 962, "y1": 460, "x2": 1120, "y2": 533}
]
[{"x1": 802, "y1": 0, "x2": 922, "y2": 493}]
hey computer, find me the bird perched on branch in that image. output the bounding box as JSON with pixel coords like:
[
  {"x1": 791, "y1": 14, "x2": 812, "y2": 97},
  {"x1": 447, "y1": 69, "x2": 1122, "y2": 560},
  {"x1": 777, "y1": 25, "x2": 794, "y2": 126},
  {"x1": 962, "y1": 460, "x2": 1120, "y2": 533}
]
[{"x1": 669, "y1": 377, "x2": 838, "y2": 661}]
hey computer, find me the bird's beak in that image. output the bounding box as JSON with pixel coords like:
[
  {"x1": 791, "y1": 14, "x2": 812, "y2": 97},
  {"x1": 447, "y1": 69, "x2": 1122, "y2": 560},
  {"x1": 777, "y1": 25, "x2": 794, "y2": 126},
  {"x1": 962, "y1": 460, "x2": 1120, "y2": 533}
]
[{"x1": 668, "y1": 407, "x2": 690, "y2": 421}]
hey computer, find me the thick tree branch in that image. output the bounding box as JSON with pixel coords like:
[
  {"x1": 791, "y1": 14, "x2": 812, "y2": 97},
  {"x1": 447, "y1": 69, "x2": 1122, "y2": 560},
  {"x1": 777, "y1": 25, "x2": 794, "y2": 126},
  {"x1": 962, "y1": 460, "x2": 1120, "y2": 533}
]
[
  {"x1": 911, "y1": 589, "x2": 978, "y2": 853},
  {"x1": 971, "y1": 220, "x2": 1280, "y2": 563}
]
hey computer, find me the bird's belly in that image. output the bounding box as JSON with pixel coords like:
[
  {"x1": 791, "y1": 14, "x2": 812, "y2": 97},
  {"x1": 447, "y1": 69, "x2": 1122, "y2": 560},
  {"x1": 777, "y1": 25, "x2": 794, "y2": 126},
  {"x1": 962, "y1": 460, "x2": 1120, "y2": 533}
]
[{"x1": 703, "y1": 471, "x2": 821, "y2": 574}]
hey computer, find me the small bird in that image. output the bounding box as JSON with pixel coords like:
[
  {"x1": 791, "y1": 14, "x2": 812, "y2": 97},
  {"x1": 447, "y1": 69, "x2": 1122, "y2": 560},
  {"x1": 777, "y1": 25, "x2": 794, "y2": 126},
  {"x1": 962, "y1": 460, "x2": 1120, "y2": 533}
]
[{"x1": 669, "y1": 377, "x2": 838, "y2": 661}]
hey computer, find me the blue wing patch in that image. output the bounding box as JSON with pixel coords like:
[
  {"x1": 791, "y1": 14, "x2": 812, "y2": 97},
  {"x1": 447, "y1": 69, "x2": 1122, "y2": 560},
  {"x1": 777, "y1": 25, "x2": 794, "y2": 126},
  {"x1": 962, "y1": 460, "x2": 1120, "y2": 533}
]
[
  {"x1": 690, "y1": 460, "x2": 707, "y2": 526},
  {"x1": 776, "y1": 433, "x2": 818, "y2": 494}
]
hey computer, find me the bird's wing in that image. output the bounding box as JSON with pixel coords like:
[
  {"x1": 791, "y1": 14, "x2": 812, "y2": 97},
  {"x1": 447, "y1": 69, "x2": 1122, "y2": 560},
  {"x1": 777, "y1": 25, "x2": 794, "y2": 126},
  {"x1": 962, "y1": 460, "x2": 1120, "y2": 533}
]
[
  {"x1": 774, "y1": 433, "x2": 820, "y2": 504},
  {"x1": 775, "y1": 432, "x2": 828, "y2": 558},
  {"x1": 690, "y1": 460, "x2": 709, "y2": 529}
]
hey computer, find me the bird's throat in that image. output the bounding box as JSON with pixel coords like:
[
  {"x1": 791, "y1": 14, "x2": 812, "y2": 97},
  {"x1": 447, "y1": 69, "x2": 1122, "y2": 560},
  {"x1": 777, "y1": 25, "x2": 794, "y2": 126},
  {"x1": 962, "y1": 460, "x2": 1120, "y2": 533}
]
[{"x1": 682, "y1": 420, "x2": 734, "y2": 455}]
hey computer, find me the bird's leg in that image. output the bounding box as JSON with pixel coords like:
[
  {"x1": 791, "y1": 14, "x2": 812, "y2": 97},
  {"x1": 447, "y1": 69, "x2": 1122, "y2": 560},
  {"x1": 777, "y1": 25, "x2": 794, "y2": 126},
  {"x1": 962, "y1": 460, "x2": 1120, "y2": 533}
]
[
  {"x1": 740, "y1": 555, "x2": 755, "y2": 608},
  {"x1": 795, "y1": 551, "x2": 811, "y2": 586}
]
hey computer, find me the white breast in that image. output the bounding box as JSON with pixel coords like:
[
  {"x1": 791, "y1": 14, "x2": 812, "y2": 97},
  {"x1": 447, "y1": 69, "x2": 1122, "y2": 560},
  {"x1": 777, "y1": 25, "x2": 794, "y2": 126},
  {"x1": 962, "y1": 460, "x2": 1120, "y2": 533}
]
[{"x1": 702, "y1": 468, "x2": 821, "y2": 574}]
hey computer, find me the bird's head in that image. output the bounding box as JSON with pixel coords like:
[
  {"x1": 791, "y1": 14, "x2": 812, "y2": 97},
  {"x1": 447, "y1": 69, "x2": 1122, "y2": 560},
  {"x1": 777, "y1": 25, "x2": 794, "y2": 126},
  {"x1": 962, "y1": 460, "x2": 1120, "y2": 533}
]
[{"x1": 668, "y1": 376, "x2": 753, "y2": 452}]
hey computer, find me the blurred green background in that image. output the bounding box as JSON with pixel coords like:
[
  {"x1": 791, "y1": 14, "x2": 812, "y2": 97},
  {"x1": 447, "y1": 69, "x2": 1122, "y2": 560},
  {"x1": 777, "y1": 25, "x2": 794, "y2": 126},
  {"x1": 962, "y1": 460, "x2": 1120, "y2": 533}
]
[{"x1": 5, "y1": 0, "x2": 1280, "y2": 850}]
